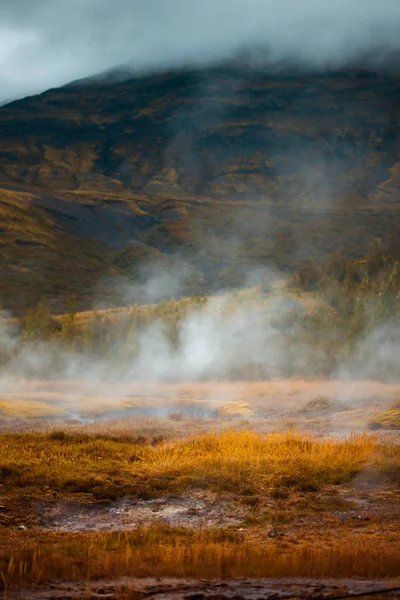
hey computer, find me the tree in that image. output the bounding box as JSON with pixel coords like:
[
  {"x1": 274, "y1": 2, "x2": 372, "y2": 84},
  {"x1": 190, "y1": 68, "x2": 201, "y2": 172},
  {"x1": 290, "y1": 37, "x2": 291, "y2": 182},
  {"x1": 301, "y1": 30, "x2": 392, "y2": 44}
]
[
  {"x1": 20, "y1": 296, "x2": 58, "y2": 342},
  {"x1": 62, "y1": 297, "x2": 78, "y2": 342}
]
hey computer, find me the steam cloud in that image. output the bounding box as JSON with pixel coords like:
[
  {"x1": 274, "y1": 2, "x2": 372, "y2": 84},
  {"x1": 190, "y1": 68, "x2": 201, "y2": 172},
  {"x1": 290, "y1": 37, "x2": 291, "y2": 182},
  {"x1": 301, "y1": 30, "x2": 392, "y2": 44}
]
[
  {"x1": 1, "y1": 0, "x2": 400, "y2": 104},
  {"x1": 0, "y1": 263, "x2": 399, "y2": 438},
  {"x1": 0, "y1": 264, "x2": 398, "y2": 385}
]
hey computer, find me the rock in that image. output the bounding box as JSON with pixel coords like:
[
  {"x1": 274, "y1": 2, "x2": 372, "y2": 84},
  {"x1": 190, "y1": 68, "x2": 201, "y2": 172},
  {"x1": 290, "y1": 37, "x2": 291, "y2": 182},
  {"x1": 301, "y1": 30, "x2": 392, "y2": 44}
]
[
  {"x1": 18, "y1": 524, "x2": 27, "y2": 530},
  {"x1": 93, "y1": 589, "x2": 115, "y2": 598},
  {"x1": 186, "y1": 508, "x2": 199, "y2": 515},
  {"x1": 268, "y1": 527, "x2": 280, "y2": 538}
]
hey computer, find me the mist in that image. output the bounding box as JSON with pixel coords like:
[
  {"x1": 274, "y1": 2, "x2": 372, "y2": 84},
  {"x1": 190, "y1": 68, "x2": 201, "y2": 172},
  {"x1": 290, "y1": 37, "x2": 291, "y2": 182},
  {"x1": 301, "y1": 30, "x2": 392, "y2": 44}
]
[
  {"x1": 1, "y1": 0, "x2": 400, "y2": 104},
  {"x1": 0, "y1": 264, "x2": 399, "y2": 436},
  {"x1": 0, "y1": 260, "x2": 399, "y2": 385}
]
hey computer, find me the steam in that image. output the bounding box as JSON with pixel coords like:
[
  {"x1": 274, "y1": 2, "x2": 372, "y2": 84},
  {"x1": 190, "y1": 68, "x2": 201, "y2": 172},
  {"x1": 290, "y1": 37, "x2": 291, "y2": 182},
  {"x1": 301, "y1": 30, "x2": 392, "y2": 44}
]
[
  {"x1": 337, "y1": 322, "x2": 400, "y2": 382},
  {"x1": 0, "y1": 262, "x2": 398, "y2": 386},
  {"x1": 2, "y1": 0, "x2": 400, "y2": 104},
  {"x1": 0, "y1": 259, "x2": 399, "y2": 440}
]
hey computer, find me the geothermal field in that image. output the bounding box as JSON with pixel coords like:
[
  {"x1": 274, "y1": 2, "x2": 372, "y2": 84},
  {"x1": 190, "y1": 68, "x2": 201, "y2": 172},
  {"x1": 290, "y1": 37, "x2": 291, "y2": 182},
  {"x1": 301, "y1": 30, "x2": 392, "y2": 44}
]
[
  {"x1": 1, "y1": 378, "x2": 400, "y2": 435},
  {"x1": 0, "y1": 267, "x2": 399, "y2": 597},
  {"x1": 2, "y1": 0, "x2": 400, "y2": 596},
  {"x1": 1, "y1": 283, "x2": 400, "y2": 598},
  {"x1": 1, "y1": 375, "x2": 400, "y2": 598}
]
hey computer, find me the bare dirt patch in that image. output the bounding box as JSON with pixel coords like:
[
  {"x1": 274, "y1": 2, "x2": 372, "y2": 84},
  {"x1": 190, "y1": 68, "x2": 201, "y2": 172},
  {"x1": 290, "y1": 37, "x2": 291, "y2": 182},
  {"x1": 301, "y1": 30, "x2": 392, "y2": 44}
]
[
  {"x1": 6, "y1": 578, "x2": 400, "y2": 599},
  {"x1": 41, "y1": 494, "x2": 246, "y2": 532}
]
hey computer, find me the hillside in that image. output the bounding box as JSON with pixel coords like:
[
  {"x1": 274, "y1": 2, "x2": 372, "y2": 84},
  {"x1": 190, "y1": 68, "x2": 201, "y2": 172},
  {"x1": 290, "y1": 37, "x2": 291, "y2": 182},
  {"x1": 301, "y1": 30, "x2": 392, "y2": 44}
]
[{"x1": 1, "y1": 65, "x2": 400, "y2": 314}]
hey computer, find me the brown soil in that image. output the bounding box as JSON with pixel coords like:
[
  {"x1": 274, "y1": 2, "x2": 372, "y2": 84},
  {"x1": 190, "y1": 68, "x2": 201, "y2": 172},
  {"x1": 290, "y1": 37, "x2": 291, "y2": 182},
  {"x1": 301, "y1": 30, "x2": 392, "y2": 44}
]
[
  {"x1": 40, "y1": 493, "x2": 246, "y2": 533},
  {"x1": 1, "y1": 479, "x2": 399, "y2": 546},
  {"x1": 6, "y1": 577, "x2": 400, "y2": 599}
]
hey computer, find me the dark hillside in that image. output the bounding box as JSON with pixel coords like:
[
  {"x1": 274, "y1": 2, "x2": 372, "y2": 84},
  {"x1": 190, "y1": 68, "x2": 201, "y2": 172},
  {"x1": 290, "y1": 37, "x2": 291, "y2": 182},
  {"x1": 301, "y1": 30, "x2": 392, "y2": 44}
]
[{"x1": 1, "y1": 65, "x2": 400, "y2": 313}]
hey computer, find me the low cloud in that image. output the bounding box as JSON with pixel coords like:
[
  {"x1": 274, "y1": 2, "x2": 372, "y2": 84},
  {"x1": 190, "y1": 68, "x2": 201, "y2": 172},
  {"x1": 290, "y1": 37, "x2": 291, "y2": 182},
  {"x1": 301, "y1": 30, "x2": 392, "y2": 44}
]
[{"x1": 1, "y1": 0, "x2": 400, "y2": 103}]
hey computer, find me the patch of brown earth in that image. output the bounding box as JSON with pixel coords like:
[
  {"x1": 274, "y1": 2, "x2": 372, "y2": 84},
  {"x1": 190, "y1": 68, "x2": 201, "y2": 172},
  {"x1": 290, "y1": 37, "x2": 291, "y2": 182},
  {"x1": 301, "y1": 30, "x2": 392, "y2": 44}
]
[
  {"x1": 41, "y1": 494, "x2": 247, "y2": 532},
  {"x1": 6, "y1": 578, "x2": 400, "y2": 599}
]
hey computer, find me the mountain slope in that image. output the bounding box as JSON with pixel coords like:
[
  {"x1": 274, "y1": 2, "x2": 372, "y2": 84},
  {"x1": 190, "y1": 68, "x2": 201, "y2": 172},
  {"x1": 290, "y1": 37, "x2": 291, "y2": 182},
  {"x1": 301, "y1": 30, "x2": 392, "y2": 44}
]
[{"x1": 1, "y1": 65, "x2": 400, "y2": 314}]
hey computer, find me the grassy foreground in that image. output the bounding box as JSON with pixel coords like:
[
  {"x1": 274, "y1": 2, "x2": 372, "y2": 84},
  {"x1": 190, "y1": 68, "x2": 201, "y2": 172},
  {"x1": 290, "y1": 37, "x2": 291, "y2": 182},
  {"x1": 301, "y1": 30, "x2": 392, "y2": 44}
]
[
  {"x1": 2, "y1": 528, "x2": 400, "y2": 590},
  {"x1": 1, "y1": 430, "x2": 397, "y2": 501},
  {"x1": 1, "y1": 430, "x2": 400, "y2": 589}
]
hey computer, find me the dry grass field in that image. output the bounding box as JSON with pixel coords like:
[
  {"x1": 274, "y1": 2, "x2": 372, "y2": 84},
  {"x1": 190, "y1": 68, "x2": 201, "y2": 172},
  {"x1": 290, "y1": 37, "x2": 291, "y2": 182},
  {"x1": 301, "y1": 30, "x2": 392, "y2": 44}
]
[
  {"x1": 0, "y1": 274, "x2": 398, "y2": 595},
  {"x1": 1, "y1": 400, "x2": 399, "y2": 595}
]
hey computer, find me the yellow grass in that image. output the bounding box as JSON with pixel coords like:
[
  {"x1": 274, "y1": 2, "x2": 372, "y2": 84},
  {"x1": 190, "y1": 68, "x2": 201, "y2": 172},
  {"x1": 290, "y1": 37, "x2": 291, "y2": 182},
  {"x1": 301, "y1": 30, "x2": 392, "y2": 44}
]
[
  {"x1": 1, "y1": 429, "x2": 399, "y2": 590},
  {"x1": 0, "y1": 399, "x2": 65, "y2": 419},
  {"x1": 130, "y1": 431, "x2": 379, "y2": 494},
  {"x1": 369, "y1": 407, "x2": 400, "y2": 430},
  {"x1": 1, "y1": 430, "x2": 395, "y2": 501}
]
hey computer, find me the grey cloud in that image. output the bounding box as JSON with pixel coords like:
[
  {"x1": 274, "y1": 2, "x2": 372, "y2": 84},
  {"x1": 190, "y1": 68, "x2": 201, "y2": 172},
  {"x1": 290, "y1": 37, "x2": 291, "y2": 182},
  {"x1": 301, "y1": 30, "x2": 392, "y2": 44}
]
[{"x1": 1, "y1": 0, "x2": 400, "y2": 103}]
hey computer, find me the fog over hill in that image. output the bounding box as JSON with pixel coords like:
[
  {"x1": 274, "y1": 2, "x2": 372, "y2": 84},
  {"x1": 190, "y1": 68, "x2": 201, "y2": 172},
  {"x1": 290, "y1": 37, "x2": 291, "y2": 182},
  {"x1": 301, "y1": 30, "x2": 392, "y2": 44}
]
[{"x1": 1, "y1": 0, "x2": 400, "y2": 103}]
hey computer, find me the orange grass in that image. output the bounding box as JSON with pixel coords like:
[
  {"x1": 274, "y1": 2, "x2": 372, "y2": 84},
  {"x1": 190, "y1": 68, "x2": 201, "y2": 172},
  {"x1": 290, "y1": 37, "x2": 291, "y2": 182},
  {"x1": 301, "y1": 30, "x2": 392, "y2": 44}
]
[
  {"x1": 0, "y1": 430, "x2": 396, "y2": 500},
  {"x1": 1, "y1": 430, "x2": 399, "y2": 590},
  {"x1": 1, "y1": 528, "x2": 400, "y2": 590}
]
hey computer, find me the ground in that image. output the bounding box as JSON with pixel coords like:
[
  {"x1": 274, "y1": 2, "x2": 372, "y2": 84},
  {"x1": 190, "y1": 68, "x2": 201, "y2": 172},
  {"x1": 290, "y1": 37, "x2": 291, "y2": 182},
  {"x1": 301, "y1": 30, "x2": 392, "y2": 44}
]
[{"x1": 0, "y1": 379, "x2": 399, "y2": 598}]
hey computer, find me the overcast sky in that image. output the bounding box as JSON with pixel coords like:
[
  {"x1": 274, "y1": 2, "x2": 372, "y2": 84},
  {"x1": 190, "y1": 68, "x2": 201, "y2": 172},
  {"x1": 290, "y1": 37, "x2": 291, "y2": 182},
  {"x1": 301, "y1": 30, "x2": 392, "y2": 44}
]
[{"x1": 1, "y1": 0, "x2": 400, "y2": 104}]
